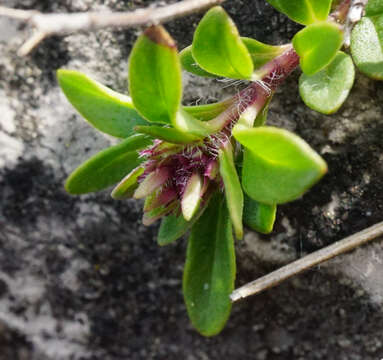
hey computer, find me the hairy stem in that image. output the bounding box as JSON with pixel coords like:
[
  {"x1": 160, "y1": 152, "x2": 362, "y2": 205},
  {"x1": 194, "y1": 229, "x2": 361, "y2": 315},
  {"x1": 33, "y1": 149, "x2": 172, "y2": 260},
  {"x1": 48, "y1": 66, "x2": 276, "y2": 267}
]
[{"x1": 207, "y1": 46, "x2": 300, "y2": 131}]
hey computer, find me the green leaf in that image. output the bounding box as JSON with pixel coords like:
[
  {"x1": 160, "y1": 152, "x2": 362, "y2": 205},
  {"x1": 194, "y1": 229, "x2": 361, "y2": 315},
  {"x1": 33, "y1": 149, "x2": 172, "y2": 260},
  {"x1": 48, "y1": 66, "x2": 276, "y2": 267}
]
[
  {"x1": 181, "y1": 40, "x2": 286, "y2": 77},
  {"x1": 267, "y1": 0, "x2": 332, "y2": 25},
  {"x1": 366, "y1": 0, "x2": 383, "y2": 17},
  {"x1": 293, "y1": 21, "x2": 344, "y2": 75},
  {"x1": 219, "y1": 145, "x2": 243, "y2": 240},
  {"x1": 158, "y1": 214, "x2": 191, "y2": 246},
  {"x1": 65, "y1": 134, "x2": 152, "y2": 195},
  {"x1": 129, "y1": 26, "x2": 182, "y2": 124},
  {"x1": 111, "y1": 166, "x2": 144, "y2": 199},
  {"x1": 158, "y1": 207, "x2": 206, "y2": 246},
  {"x1": 135, "y1": 125, "x2": 202, "y2": 144},
  {"x1": 183, "y1": 192, "x2": 235, "y2": 336},
  {"x1": 243, "y1": 195, "x2": 277, "y2": 234},
  {"x1": 57, "y1": 69, "x2": 149, "y2": 138},
  {"x1": 233, "y1": 125, "x2": 327, "y2": 204},
  {"x1": 351, "y1": 16, "x2": 383, "y2": 80},
  {"x1": 173, "y1": 109, "x2": 217, "y2": 137},
  {"x1": 299, "y1": 51, "x2": 355, "y2": 114},
  {"x1": 242, "y1": 37, "x2": 289, "y2": 70},
  {"x1": 192, "y1": 6, "x2": 253, "y2": 79},
  {"x1": 183, "y1": 99, "x2": 233, "y2": 121},
  {"x1": 180, "y1": 46, "x2": 218, "y2": 78}
]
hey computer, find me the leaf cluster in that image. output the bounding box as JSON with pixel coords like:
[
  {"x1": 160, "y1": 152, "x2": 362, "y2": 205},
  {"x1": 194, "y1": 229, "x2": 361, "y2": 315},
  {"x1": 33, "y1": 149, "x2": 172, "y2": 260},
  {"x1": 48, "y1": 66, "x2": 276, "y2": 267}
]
[{"x1": 56, "y1": 0, "x2": 383, "y2": 336}]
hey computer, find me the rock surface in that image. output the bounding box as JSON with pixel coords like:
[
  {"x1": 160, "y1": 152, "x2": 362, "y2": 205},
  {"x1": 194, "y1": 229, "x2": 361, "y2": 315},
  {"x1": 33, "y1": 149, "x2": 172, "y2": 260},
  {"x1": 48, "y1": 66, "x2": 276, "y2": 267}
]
[{"x1": 1, "y1": 1, "x2": 383, "y2": 359}]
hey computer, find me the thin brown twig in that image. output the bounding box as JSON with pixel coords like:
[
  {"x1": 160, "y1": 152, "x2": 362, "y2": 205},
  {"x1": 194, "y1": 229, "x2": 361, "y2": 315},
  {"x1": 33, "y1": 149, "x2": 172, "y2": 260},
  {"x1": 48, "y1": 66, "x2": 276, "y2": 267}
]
[
  {"x1": 231, "y1": 221, "x2": 383, "y2": 302},
  {"x1": 0, "y1": 0, "x2": 224, "y2": 55}
]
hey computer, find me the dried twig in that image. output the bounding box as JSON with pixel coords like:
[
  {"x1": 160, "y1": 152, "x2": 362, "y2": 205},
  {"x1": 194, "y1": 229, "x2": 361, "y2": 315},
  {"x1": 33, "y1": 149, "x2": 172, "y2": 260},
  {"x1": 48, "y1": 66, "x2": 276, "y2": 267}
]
[
  {"x1": 0, "y1": 0, "x2": 224, "y2": 56},
  {"x1": 231, "y1": 221, "x2": 383, "y2": 302}
]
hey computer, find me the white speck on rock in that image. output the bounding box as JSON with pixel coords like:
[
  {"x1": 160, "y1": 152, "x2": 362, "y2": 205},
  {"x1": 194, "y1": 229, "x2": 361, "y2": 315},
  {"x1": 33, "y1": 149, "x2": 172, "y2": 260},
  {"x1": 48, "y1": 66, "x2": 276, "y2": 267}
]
[{"x1": 323, "y1": 193, "x2": 340, "y2": 220}]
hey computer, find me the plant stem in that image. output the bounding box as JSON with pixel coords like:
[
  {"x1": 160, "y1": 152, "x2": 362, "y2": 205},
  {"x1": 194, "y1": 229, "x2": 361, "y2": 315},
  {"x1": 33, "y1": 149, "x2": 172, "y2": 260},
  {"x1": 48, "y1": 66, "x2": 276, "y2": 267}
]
[
  {"x1": 231, "y1": 221, "x2": 383, "y2": 302},
  {"x1": 208, "y1": 46, "x2": 300, "y2": 130}
]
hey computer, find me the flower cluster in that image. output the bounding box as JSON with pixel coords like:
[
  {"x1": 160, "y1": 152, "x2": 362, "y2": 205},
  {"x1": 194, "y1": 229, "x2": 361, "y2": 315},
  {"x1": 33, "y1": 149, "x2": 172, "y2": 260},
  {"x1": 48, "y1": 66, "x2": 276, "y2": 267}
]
[{"x1": 127, "y1": 131, "x2": 233, "y2": 225}]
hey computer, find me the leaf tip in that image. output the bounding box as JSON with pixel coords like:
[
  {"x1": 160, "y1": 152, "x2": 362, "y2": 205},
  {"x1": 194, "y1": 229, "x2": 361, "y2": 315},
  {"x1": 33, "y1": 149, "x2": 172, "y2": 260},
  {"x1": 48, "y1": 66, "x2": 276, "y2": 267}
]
[
  {"x1": 235, "y1": 228, "x2": 243, "y2": 240},
  {"x1": 64, "y1": 176, "x2": 78, "y2": 195},
  {"x1": 144, "y1": 25, "x2": 177, "y2": 49}
]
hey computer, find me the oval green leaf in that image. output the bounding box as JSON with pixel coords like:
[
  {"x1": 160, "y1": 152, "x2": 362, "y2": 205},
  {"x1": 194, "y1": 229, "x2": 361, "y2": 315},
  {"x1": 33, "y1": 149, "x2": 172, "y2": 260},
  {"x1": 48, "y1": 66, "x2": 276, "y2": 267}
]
[
  {"x1": 65, "y1": 134, "x2": 152, "y2": 195},
  {"x1": 181, "y1": 40, "x2": 286, "y2": 77},
  {"x1": 57, "y1": 69, "x2": 149, "y2": 138},
  {"x1": 129, "y1": 26, "x2": 182, "y2": 124},
  {"x1": 299, "y1": 51, "x2": 355, "y2": 114},
  {"x1": 293, "y1": 21, "x2": 344, "y2": 75},
  {"x1": 267, "y1": 0, "x2": 332, "y2": 25},
  {"x1": 219, "y1": 145, "x2": 244, "y2": 240},
  {"x1": 183, "y1": 192, "x2": 235, "y2": 336},
  {"x1": 233, "y1": 125, "x2": 327, "y2": 204},
  {"x1": 192, "y1": 6, "x2": 253, "y2": 79},
  {"x1": 351, "y1": 16, "x2": 383, "y2": 80},
  {"x1": 243, "y1": 195, "x2": 277, "y2": 234},
  {"x1": 180, "y1": 46, "x2": 218, "y2": 78}
]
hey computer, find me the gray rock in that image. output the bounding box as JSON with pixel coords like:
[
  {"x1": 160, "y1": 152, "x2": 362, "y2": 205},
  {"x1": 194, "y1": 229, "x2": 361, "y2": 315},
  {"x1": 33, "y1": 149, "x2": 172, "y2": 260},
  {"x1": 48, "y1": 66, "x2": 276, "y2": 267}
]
[{"x1": 1, "y1": 1, "x2": 383, "y2": 359}]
